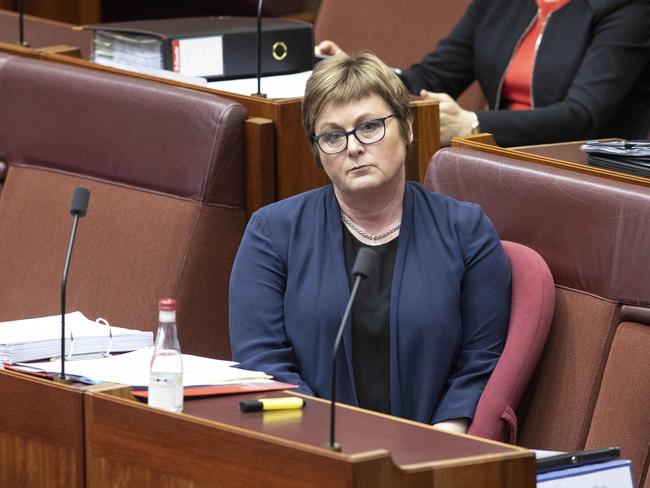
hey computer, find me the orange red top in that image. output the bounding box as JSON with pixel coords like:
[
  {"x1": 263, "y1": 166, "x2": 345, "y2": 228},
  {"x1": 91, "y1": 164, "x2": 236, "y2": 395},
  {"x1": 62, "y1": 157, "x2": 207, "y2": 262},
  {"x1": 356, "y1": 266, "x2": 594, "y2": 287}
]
[{"x1": 501, "y1": 0, "x2": 572, "y2": 110}]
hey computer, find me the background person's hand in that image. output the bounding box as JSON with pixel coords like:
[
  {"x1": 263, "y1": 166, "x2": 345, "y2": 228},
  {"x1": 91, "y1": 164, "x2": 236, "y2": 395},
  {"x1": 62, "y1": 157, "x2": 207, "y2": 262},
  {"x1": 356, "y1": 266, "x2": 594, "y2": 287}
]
[
  {"x1": 432, "y1": 418, "x2": 469, "y2": 434},
  {"x1": 315, "y1": 40, "x2": 346, "y2": 57},
  {"x1": 420, "y1": 90, "x2": 476, "y2": 146}
]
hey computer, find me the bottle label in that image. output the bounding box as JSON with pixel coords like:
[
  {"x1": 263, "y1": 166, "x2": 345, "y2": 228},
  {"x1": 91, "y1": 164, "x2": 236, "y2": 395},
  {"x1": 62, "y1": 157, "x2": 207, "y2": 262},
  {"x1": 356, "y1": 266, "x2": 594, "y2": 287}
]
[
  {"x1": 158, "y1": 310, "x2": 176, "y2": 323},
  {"x1": 148, "y1": 371, "x2": 183, "y2": 413}
]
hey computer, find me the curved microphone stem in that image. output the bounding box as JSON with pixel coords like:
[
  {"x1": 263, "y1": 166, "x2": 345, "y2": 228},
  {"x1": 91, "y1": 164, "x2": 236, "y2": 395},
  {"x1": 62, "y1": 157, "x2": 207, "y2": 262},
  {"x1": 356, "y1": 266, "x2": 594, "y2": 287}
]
[
  {"x1": 60, "y1": 214, "x2": 80, "y2": 380},
  {"x1": 329, "y1": 275, "x2": 362, "y2": 451}
]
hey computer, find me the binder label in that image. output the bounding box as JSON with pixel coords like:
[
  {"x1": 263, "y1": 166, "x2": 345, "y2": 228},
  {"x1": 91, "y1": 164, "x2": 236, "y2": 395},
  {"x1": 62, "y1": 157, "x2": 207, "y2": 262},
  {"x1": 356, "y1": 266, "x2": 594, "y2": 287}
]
[{"x1": 173, "y1": 36, "x2": 224, "y2": 77}]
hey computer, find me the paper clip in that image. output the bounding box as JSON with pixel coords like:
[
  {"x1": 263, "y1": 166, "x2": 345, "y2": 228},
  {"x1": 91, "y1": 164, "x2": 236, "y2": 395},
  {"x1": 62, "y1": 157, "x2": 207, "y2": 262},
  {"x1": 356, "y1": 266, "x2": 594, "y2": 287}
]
[{"x1": 95, "y1": 317, "x2": 113, "y2": 357}]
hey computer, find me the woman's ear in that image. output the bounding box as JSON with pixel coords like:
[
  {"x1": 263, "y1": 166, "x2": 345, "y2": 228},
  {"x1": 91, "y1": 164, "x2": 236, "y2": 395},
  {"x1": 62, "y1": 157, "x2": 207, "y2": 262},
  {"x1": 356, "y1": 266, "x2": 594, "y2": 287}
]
[{"x1": 407, "y1": 116, "x2": 414, "y2": 144}]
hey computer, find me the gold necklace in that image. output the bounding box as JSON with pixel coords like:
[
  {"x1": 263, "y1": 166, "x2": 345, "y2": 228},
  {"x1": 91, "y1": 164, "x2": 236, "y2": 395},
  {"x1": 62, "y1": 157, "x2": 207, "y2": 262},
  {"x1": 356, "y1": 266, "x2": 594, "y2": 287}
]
[{"x1": 340, "y1": 210, "x2": 401, "y2": 243}]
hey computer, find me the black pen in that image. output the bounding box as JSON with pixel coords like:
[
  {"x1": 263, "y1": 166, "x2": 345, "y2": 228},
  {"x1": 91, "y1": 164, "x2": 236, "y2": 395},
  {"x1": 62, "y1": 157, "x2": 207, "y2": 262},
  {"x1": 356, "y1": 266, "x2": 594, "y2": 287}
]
[{"x1": 536, "y1": 447, "x2": 620, "y2": 474}]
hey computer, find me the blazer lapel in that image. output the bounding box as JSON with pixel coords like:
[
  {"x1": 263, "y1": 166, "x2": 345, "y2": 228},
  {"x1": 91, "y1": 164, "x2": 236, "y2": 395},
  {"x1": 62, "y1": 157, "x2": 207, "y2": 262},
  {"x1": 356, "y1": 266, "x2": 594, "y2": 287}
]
[
  {"x1": 324, "y1": 185, "x2": 359, "y2": 403},
  {"x1": 388, "y1": 182, "x2": 414, "y2": 416}
]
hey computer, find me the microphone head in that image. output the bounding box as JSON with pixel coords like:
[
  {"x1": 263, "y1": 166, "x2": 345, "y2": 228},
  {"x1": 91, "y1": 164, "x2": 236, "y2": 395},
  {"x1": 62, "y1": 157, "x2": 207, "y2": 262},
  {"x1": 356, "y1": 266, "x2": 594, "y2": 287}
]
[
  {"x1": 351, "y1": 247, "x2": 379, "y2": 280},
  {"x1": 70, "y1": 187, "x2": 90, "y2": 217}
]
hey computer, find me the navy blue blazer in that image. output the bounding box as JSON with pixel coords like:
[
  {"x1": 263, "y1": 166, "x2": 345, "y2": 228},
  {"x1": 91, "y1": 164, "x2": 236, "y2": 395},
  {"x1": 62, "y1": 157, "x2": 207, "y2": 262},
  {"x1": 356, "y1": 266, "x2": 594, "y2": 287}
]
[{"x1": 229, "y1": 182, "x2": 511, "y2": 424}]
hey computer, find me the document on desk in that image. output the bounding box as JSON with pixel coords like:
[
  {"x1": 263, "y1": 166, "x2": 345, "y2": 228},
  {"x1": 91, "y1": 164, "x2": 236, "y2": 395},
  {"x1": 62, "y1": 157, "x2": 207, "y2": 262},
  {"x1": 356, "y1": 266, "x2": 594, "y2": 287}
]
[
  {"x1": 537, "y1": 459, "x2": 633, "y2": 487},
  {"x1": 21, "y1": 347, "x2": 270, "y2": 387},
  {"x1": 0, "y1": 312, "x2": 152, "y2": 364},
  {"x1": 534, "y1": 449, "x2": 633, "y2": 488},
  {"x1": 208, "y1": 70, "x2": 312, "y2": 99}
]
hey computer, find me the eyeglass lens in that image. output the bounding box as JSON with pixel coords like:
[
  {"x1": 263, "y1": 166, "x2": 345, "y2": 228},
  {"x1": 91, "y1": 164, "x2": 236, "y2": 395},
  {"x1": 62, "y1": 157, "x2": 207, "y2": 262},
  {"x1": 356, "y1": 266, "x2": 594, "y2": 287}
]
[{"x1": 315, "y1": 115, "x2": 394, "y2": 154}]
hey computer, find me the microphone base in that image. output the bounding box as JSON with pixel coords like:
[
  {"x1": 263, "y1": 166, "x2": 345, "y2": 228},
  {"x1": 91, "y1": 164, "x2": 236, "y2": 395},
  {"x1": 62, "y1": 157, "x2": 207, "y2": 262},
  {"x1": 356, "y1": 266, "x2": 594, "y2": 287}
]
[
  {"x1": 251, "y1": 92, "x2": 267, "y2": 98},
  {"x1": 326, "y1": 442, "x2": 342, "y2": 452},
  {"x1": 53, "y1": 375, "x2": 80, "y2": 385}
]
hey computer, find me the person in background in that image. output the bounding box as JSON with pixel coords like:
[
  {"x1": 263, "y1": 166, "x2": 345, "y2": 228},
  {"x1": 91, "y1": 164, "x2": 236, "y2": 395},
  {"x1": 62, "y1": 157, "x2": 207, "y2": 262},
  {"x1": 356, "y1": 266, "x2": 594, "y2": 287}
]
[
  {"x1": 316, "y1": 0, "x2": 650, "y2": 146},
  {"x1": 229, "y1": 53, "x2": 511, "y2": 433}
]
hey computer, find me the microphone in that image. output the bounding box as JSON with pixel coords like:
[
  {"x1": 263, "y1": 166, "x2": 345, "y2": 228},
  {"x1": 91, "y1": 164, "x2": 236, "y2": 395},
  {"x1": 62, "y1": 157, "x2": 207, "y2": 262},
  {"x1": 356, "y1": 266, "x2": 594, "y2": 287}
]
[
  {"x1": 251, "y1": 0, "x2": 266, "y2": 98},
  {"x1": 18, "y1": 0, "x2": 28, "y2": 47},
  {"x1": 328, "y1": 246, "x2": 378, "y2": 451},
  {"x1": 59, "y1": 187, "x2": 90, "y2": 381}
]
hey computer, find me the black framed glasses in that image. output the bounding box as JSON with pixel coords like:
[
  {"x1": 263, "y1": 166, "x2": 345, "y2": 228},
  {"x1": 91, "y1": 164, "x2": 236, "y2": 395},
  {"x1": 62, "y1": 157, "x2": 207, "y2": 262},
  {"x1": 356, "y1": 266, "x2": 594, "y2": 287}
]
[{"x1": 312, "y1": 114, "x2": 397, "y2": 155}]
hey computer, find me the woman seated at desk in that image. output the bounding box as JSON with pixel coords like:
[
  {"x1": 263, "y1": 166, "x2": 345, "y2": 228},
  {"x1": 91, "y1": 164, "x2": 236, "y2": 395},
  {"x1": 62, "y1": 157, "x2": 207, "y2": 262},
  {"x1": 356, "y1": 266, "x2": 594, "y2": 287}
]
[
  {"x1": 229, "y1": 53, "x2": 511, "y2": 433},
  {"x1": 316, "y1": 0, "x2": 650, "y2": 147}
]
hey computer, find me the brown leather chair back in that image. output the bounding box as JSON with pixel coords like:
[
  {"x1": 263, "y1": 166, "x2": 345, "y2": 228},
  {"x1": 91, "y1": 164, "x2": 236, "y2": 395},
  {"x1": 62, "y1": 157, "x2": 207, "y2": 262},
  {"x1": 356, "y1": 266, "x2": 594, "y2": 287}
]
[
  {"x1": 0, "y1": 55, "x2": 247, "y2": 359},
  {"x1": 314, "y1": 0, "x2": 486, "y2": 110},
  {"x1": 425, "y1": 147, "x2": 650, "y2": 487}
]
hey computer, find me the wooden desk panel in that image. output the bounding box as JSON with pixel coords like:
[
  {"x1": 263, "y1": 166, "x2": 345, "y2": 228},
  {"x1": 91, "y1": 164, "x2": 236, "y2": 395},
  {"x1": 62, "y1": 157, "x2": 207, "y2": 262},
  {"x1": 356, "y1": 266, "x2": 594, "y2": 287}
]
[
  {"x1": 0, "y1": 369, "x2": 533, "y2": 487},
  {"x1": 84, "y1": 389, "x2": 534, "y2": 488},
  {"x1": 512, "y1": 140, "x2": 591, "y2": 164},
  {"x1": 0, "y1": 369, "x2": 85, "y2": 488},
  {"x1": 451, "y1": 135, "x2": 649, "y2": 188}
]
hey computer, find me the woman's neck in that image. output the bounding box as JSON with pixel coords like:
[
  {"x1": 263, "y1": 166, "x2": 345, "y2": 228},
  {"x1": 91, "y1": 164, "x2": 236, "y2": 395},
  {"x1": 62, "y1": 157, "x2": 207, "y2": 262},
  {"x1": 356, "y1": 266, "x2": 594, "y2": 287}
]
[{"x1": 335, "y1": 181, "x2": 405, "y2": 236}]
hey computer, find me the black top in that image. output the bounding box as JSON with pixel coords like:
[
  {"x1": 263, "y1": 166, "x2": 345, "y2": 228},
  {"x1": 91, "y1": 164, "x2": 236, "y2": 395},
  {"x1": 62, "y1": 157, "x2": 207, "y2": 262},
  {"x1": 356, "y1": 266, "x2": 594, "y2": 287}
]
[{"x1": 343, "y1": 225, "x2": 398, "y2": 414}]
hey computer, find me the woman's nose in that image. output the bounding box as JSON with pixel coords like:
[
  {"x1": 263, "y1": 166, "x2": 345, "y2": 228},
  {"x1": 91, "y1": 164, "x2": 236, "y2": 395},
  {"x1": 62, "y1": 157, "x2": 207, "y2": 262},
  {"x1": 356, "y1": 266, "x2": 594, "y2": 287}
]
[{"x1": 346, "y1": 133, "x2": 365, "y2": 156}]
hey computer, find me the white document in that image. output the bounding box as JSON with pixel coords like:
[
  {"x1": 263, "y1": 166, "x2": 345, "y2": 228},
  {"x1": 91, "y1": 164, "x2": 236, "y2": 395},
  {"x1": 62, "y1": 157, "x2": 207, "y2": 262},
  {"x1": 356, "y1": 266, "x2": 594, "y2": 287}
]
[
  {"x1": 208, "y1": 70, "x2": 312, "y2": 99},
  {"x1": 580, "y1": 140, "x2": 650, "y2": 157},
  {"x1": 22, "y1": 347, "x2": 270, "y2": 388},
  {"x1": 94, "y1": 57, "x2": 209, "y2": 86},
  {"x1": 533, "y1": 449, "x2": 564, "y2": 459}
]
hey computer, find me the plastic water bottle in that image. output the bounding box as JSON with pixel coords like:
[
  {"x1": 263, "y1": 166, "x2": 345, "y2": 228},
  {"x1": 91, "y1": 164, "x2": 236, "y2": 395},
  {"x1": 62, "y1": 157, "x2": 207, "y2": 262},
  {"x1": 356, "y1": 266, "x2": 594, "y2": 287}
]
[{"x1": 148, "y1": 298, "x2": 183, "y2": 413}]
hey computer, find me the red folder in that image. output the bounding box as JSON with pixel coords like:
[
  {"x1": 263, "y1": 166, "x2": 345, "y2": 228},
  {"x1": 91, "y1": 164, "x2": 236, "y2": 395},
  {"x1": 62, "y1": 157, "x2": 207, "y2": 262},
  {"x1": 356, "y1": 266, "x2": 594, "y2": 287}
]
[{"x1": 131, "y1": 380, "x2": 298, "y2": 399}]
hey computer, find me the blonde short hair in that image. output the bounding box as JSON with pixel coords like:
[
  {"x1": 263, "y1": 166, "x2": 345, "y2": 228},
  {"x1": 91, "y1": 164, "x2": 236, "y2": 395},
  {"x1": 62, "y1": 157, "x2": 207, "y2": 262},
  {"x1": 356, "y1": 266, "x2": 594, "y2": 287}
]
[{"x1": 302, "y1": 52, "x2": 411, "y2": 162}]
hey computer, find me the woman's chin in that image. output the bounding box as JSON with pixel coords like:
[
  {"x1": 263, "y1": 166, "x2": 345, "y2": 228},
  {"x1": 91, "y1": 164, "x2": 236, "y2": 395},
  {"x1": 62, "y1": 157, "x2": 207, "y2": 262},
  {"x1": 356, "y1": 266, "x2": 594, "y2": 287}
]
[{"x1": 342, "y1": 175, "x2": 385, "y2": 193}]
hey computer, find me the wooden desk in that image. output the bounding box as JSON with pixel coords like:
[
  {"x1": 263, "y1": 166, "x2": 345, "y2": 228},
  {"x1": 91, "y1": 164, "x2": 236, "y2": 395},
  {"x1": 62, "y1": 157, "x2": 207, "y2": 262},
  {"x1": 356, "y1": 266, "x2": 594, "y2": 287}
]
[
  {"x1": 84, "y1": 388, "x2": 534, "y2": 487},
  {"x1": 1, "y1": 367, "x2": 533, "y2": 487},
  {"x1": 450, "y1": 134, "x2": 649, "y2": 188},
  {"x1": 0, "y1": 368, "x2": 86, "y2": 488},
  {"x1": 0, "y1": 42, "x2": 440, "y2": 216}
]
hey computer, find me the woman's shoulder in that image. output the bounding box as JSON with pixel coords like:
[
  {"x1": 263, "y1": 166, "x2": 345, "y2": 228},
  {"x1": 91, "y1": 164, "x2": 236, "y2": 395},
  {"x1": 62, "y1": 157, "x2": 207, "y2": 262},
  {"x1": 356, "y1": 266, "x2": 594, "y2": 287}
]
[
  {"x1": 251, "y1": 186, "x2": 331, "y2": 223},
  {"x1": 248, "y1": 185, "x2": 335, "y2": 240}
]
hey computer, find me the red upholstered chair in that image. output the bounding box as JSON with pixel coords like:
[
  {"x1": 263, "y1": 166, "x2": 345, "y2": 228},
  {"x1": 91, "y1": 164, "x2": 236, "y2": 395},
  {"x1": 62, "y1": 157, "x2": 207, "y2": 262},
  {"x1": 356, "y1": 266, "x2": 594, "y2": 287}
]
[
  {"x1": 468, "y1": 240, "x2": 555, "y2": 444},
  {"x1": 426, "y1": 147, "x2": 650, "y2": 485}
]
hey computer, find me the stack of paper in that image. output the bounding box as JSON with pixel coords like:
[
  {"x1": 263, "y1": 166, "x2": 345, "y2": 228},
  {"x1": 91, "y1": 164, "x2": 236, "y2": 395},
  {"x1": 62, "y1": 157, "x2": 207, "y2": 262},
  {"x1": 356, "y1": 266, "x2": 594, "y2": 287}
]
[
  {"x1": 20, "y1": 347, "x2": 270, "y2": 388},
  {"x1": 581, "y1": 140, "x2": 650, "y2": 177},
  {"x1": 0, "y1": 312, "x2": 153, "y2": 364},
  {"x1": 92, "y1": 31, "x2": 164, "y2": 71}
]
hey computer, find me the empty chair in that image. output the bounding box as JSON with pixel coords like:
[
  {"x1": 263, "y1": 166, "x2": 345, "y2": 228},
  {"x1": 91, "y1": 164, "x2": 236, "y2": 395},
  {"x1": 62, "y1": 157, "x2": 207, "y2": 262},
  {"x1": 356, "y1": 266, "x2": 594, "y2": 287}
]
[
  {"x1": 425, "y1": 146, "x2": 650, "y2": 486},
  {"x1": 0, "y1": 54, "x2": 247, "y2": 359}
]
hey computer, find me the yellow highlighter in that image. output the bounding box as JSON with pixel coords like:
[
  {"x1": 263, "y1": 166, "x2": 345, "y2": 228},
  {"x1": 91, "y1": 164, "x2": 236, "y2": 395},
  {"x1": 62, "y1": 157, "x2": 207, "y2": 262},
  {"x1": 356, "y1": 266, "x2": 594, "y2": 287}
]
[{"x1": 239, "y1": 397, "x2": 305, "y2": 412}]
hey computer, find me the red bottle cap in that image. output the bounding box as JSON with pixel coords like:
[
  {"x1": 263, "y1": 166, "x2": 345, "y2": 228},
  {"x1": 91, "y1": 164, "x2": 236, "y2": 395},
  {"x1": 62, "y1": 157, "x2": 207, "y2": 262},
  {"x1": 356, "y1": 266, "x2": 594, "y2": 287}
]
[{"x1": 159, "y1": 298, "x2": 177, "y2": 311}]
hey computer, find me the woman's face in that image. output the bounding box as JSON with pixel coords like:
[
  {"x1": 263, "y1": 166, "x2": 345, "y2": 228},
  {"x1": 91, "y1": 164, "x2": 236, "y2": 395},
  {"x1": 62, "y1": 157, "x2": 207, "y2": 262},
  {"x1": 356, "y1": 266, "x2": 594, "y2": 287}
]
[{"x1": 314, "y1": 94, "x2": 411, "y2": 196}]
